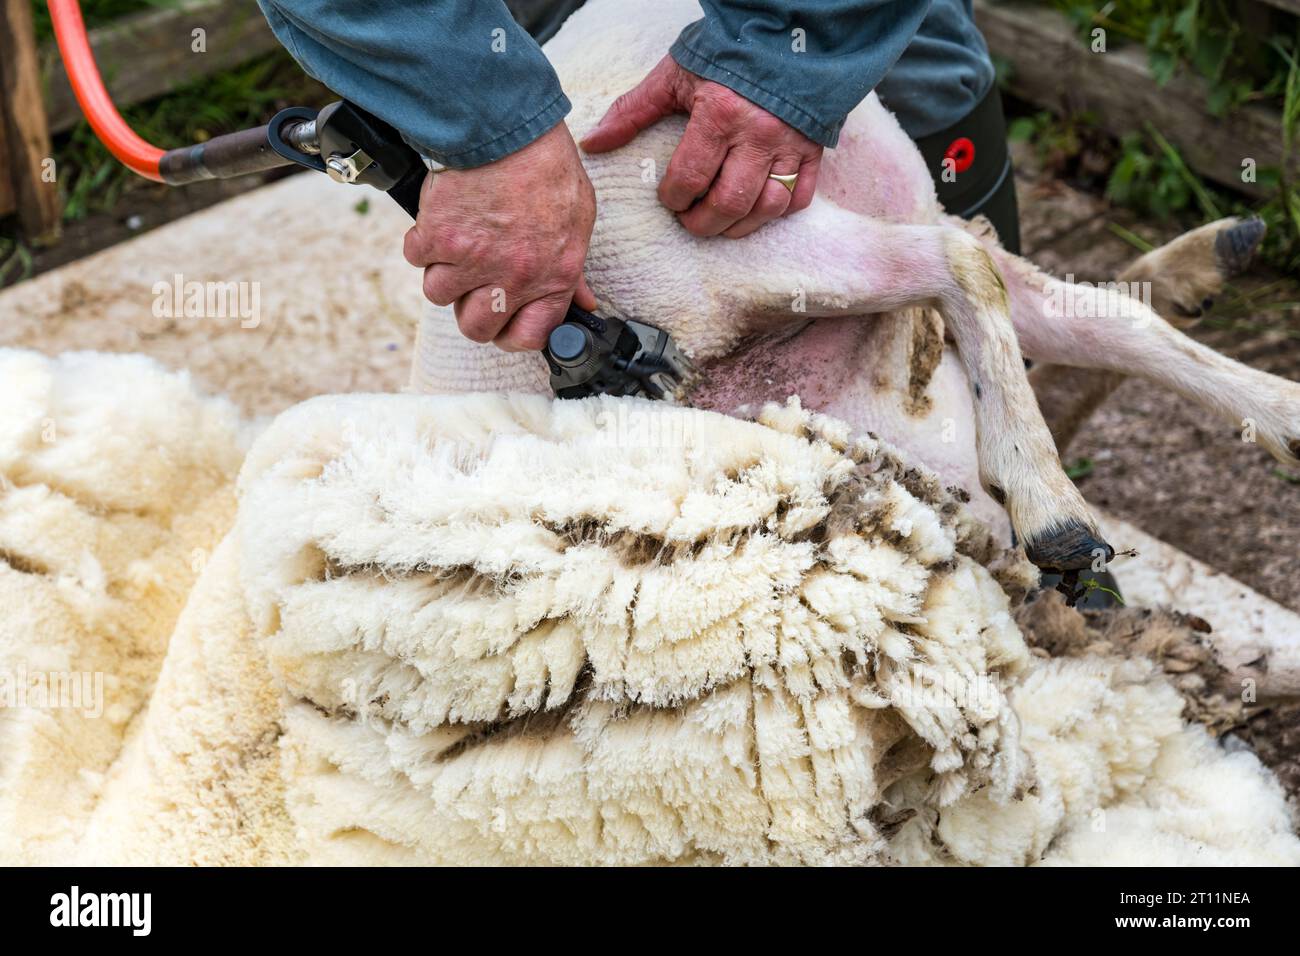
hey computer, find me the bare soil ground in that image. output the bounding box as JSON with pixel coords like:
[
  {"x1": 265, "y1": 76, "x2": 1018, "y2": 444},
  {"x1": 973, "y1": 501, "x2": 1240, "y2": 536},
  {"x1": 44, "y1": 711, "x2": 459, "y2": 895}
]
[
  {"x1": 3, "y1": 170, "x2": 296, "y2": 287},
  {"x1": 0, "y1": 172, "x2": 419, "y2": 421}
]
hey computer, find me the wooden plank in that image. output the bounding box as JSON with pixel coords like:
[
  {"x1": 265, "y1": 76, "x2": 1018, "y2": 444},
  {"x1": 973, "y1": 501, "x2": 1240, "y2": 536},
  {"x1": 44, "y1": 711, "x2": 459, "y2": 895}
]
[
  {"x1": 1259, "y1": 0, "x2": 1300, "y2": 15},
  {"x1": 975, "y1": 0, "x2": 1294, "y2": 197},
  {"x1": 0, "y1": 0, "x2": 61, "y2": 241},
  {"x1": 42, "y1": 0, "x2": 282, "y2": 135}
]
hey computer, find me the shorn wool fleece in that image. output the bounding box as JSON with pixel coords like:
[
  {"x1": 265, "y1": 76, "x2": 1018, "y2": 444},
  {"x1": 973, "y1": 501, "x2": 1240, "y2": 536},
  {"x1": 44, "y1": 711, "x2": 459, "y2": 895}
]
[
  {"x1": 0, "y1": 350, "x2": 245, "y2": 864},
  {"x1": 0, "y1": 349, "x2": 1295, "y2": 864}
]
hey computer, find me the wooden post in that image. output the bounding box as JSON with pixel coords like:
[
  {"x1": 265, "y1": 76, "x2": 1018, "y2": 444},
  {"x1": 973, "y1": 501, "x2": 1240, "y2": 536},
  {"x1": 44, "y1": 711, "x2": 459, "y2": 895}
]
[
  {"x1": 0, "y1": 103, "x2": 17, "y2": 221},
  {"x1": 0, "y1": 0, "x2": 62, "y2": 243}
]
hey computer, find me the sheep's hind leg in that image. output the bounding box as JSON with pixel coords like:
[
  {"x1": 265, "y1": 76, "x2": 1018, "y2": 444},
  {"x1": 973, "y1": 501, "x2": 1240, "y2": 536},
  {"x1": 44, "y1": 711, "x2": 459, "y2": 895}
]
[
  {"x1": 990, "y1": 217, "x2": 1300, "y2": 467},
  {"x1": 722, "y1": 207, "x2": 1111, "y2": 571},
  {"x1": 1023, "y1": 217, "x2": 1267, "y2": 451}
]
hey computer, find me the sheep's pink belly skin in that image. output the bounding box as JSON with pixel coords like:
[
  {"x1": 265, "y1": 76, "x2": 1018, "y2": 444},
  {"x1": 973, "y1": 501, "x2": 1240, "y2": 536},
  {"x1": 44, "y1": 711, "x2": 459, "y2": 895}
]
[
  {"x1": 692, "y1": 319, "x2": 868, "y2": 415},
  {"x1": 693, "y1": 317, "x2": 1009, "y2": 537}
]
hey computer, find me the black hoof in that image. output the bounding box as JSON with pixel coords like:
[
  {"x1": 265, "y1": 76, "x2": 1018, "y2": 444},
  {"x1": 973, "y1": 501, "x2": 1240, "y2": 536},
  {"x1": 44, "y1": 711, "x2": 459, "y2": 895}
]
[
  {"x1": 1214, "y1": 217, "x2": 1266, "y2": 277},
  {"x1": 1024, "y1": 519, "x2": 1114, "y2": 572}
]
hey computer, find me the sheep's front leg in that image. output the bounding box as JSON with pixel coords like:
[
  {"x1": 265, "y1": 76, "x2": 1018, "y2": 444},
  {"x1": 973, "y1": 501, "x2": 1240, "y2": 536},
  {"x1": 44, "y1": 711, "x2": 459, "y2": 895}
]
[
  {"x1": 939, "y1": 232, "x2": 1112, "y2": 569},
  {"x1": 722, "y1": 208, "x2": 1111, "y2": 570}
]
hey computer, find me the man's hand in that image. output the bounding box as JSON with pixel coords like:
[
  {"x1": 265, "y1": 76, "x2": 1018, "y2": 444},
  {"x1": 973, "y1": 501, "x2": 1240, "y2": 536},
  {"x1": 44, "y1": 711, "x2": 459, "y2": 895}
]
[
  {"x1": 581, "y1": 56, "x2": 823, "y2": 238},
  {"x1": 403, "y1": 122, "x2": 597, "y2": 351}
]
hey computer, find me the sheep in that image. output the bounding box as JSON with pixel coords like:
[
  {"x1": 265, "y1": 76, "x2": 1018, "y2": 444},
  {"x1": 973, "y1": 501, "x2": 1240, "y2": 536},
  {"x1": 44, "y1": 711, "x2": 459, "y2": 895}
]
[{"x1": 412, "y1": 0, "x2": 1300, "y2": 574}]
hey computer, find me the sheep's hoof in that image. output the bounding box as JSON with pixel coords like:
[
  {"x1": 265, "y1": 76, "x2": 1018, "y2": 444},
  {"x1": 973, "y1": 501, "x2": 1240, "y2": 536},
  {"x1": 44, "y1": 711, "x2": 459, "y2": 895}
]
[
  {"x1": 1214, "y1": 216, "x2": 1267, "y2": 277},
  {"x1": 1024, "y1": 519, "x2": 1114, "y2": 572},
  {"x1": 1288, "y1": 438, "x2": 1300, "y2": 464}
]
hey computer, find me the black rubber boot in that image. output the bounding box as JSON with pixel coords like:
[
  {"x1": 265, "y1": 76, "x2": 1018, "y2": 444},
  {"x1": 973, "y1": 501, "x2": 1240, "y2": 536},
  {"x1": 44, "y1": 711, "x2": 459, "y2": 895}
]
[
  {"x1": 509, "y1": 0, "x2": 588, "y2": 42},
  {"x1": 912, "y1": 85, "x2": 1022, "y2": 255}
]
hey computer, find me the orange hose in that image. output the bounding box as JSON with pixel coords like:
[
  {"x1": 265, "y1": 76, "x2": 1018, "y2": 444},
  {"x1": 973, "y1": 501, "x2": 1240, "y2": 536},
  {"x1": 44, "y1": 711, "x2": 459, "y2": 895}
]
[{"x1": 47, "y1": 0, "x2": 164, "y2": 181}]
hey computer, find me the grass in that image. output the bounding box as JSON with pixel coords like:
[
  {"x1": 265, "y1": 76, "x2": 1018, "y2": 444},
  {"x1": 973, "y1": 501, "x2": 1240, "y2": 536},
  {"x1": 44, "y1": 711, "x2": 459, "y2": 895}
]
[
  {"x1": 1024, "y1": 0, "x2": 1300, "y2": 273},
  {"x1": 30, "y1": 0, "x2": 179, "y2": 43},
  {"x1": 3, "y1": 3, "x2": 331, "y2": 286},
  {"x1": 1048, "y1": 0, "x2": 1295, "y2": 114},
  {"x1": 1106, "y1": 222, "x2": 1155, "y2": 254},
  {"x1": 1065, "y1": 458, "x2": 1095, "y2": 480},
  {"x1": 0, "y1": 242, "x2": 34, "y2": 286},
  {"x1": 1011, "y1": 94, "x2": 1300, "y2": 283},
  {"x1": 2, "y1": 47, "x2": 328, "y2": 268},
  {"x1": 29, "y1": 0, "x2": 333, "y2": 223},
  {"x1": 1144, "y1": 122, "x2": 1222, "y2": 222},
  {"x1": 1078, "y1": 577, "x2": 1126, "y2": 605},
  {"x1": 56, "y1": 50, "x2": 331, "y2": 222}
]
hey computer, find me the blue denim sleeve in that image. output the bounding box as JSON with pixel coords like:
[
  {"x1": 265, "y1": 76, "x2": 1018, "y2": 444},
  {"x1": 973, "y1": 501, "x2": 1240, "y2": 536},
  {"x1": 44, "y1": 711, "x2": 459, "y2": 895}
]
[
  {"x1": 669, "y1": 1, "x2": 933, "y2": 148},
  {"x1": 877, "y1": 0, "x2": 996, "y2": 138},
  {"x1": 256, "y1": 0, "x2": 571, "y2": 168}
]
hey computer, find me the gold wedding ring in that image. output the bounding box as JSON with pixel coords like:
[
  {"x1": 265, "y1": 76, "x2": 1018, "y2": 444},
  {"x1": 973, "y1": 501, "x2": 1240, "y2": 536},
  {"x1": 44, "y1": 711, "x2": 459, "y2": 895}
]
[{"x1": 768, "y1": 171, "x2": 799, "y2": 193}]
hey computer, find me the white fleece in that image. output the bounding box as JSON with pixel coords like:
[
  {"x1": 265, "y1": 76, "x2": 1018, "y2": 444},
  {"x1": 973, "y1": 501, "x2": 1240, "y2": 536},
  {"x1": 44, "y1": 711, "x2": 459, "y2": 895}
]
[
  {"x1": 0, "y1": 349, "x2": 245, "y2": 864},
  {"x1": 893, "y1": 655, "x2": 1300, "y2": 866},
  {"x1": 237, "y1": 391, "x2": 1031, "y2": 864}
]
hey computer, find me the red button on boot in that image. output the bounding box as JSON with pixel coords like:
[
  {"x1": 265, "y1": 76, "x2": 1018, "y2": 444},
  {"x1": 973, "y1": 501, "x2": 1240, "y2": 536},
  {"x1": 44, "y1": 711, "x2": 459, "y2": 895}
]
[{"x1": 944, "y1": 137, "x2": 975, "y2": 174}]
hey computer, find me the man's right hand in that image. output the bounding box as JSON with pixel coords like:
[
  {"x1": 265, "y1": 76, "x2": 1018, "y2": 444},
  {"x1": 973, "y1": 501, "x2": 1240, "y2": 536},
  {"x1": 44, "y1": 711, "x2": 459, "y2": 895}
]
[{"x1": 403, "y1": 122, "x2": 598, "y2": 352}]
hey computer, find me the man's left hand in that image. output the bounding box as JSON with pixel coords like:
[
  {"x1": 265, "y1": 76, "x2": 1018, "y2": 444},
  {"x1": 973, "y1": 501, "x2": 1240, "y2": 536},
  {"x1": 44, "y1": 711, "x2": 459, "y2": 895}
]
[{"x1": 580, "y1": 56, "x2": 823, "y2": 238}]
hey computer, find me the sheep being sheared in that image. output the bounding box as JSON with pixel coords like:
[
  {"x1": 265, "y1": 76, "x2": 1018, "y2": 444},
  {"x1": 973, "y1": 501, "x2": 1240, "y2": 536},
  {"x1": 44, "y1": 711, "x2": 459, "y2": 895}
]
[
  {"x1": 2, "y1": 350, "x2": 1296, "y2": 866},
  {"x1": 412, "y1": 0, "x2": 1299, "y2": 575}
]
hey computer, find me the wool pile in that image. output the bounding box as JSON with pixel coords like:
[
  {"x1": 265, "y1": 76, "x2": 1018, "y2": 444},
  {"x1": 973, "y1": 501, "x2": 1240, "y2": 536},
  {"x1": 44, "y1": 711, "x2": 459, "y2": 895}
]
[
  {"x1": 0, "y1": 350, "x2": 244, "y2": 864},
  {"x1": 0, "y1": 349, "x2": 1295, "y2": 865},
  {"x1": 239, "y1": 391, "x2": 1035, "y2": 865}
]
